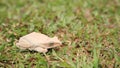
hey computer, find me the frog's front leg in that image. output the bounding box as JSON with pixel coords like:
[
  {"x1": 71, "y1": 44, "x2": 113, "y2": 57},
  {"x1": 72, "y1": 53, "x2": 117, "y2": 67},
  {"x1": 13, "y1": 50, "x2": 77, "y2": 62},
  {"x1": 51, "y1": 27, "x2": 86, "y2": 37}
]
[{"x1": 34, "y1": 47, "x2": 48, "y2": 53}]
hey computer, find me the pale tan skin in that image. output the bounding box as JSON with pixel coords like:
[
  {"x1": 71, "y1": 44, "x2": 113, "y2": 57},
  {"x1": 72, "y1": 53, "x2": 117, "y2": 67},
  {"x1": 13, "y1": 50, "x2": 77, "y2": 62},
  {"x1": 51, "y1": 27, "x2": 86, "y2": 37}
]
[{"x1": 16, "y1": 32, "x2": 61, "y2": 53}]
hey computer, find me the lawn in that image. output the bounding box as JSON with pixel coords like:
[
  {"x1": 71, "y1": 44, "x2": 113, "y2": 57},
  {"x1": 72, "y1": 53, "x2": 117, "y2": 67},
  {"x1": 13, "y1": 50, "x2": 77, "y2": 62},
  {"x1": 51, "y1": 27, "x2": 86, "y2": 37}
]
[{"x1": 0, "y1": 0, "x2": 120, "y2": 68}]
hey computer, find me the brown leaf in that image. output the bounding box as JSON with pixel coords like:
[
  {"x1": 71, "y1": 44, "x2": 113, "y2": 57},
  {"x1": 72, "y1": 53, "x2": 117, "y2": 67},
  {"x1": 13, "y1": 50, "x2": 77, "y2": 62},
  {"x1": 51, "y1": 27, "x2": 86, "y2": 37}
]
[{"x1": 84, "y1": 9, "x2": 94, "y2": 22}]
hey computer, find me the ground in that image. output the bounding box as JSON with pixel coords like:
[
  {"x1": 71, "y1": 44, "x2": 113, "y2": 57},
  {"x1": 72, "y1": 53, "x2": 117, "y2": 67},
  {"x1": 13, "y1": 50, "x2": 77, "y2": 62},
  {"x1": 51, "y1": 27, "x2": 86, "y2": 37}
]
[{"x1": 0, "y1": 0, "x2": 120, "y2": 68}]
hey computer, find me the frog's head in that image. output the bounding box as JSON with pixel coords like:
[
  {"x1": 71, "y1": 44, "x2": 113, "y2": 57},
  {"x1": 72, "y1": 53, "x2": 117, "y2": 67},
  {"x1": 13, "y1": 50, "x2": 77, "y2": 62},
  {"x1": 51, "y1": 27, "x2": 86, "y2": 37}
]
[
  {"x1": 52, "y1": 36, "x2": 62, "y2": 44},
  {"x1": 43, "y1": 36, "x2": 62, "y2": 48}
]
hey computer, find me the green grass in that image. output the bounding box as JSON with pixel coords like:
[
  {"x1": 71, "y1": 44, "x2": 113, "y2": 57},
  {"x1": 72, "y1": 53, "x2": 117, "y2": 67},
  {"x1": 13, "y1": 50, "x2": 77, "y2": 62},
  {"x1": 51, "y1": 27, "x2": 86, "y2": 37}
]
[{"x1": 0, "y1": 0, "x2": 120, "y2": 68}]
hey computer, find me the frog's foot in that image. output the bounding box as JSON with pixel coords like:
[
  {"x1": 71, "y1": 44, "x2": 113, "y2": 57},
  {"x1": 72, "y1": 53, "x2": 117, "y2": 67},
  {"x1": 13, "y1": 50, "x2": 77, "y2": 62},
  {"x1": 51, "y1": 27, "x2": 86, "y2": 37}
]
[
  {"x1": 34, "y1": 47, "x2": 48, "y2": 53},
  {"x1": 16, "y1": 43, "x2": 27, "y2": 50}
]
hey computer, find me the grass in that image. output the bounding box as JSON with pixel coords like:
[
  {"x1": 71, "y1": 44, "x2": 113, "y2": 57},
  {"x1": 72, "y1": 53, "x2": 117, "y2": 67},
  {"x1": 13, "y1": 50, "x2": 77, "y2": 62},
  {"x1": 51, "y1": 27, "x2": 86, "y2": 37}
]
[{"x1": 0, "y1": 0, "x2": 120, "y2": 68}]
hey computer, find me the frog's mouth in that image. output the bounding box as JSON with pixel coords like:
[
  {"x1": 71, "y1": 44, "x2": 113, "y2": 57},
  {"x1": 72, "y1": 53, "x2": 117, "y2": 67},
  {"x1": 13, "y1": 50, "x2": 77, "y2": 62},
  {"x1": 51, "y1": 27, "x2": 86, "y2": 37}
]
[{"x1": 41, "y1": 42, "x2": 62, "y2": 48}]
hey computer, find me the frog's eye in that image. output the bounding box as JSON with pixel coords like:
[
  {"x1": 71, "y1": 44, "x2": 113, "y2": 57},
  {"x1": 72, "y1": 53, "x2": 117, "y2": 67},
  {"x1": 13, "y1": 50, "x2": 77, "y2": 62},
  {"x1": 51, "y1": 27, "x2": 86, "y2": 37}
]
[{"x1": 49, "y1": 43, "x2": 54, "y2": 46}]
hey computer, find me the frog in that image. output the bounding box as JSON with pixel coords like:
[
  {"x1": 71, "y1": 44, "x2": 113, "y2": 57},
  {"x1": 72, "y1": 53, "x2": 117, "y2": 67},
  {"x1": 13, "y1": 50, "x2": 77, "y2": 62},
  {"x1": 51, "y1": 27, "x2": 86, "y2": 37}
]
[{"x1": 16, "y1": 32, "x2": 62, "y2": 53}]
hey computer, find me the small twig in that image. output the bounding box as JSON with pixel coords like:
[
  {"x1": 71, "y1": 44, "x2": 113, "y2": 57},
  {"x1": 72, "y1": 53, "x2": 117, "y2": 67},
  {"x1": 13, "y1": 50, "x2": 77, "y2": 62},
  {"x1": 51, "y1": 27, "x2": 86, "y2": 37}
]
[{"x1": 43, "y1": 53, "x2": 50, "y2": 68}]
